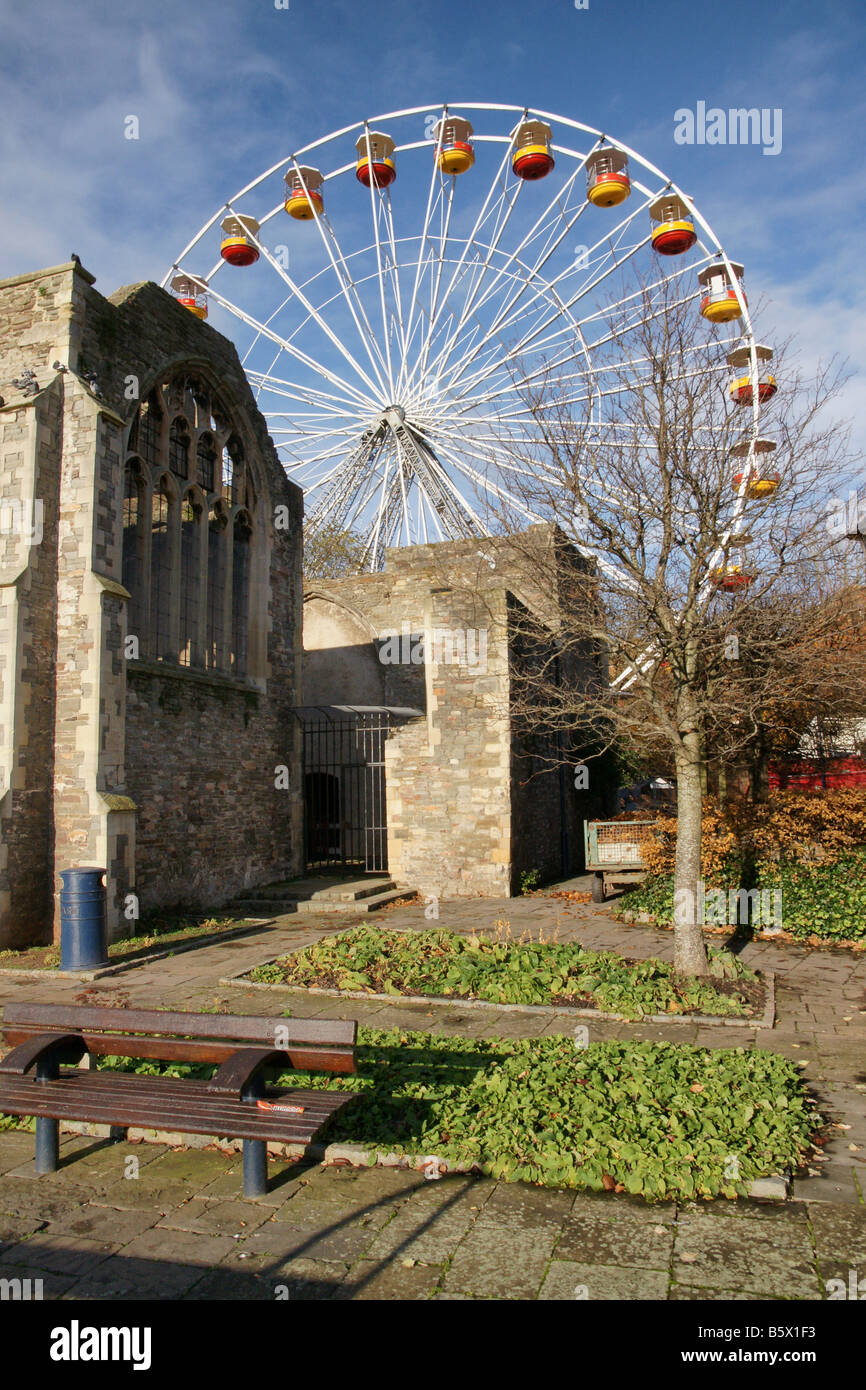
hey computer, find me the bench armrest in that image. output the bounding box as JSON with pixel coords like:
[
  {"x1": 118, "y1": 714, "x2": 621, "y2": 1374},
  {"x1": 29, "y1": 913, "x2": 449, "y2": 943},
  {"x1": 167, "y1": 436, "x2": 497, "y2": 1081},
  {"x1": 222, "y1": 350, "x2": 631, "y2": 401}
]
[
  {"x1": 207, "y1": 1047, "x2": 292, "y2": 1099},
  {"x1": 0, "y1": 1032, "x2": 88, "y2": 1076}
]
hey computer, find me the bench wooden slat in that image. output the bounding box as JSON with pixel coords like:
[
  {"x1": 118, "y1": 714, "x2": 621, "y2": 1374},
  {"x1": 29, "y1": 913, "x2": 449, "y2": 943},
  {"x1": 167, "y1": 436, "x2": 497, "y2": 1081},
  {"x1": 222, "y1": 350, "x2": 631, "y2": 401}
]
[
  {"x1": 3, "y1": 1002, "x2": 356, "y2": 1049},
  {"x1": 1, "y1": 1027, "x2": 356, "y2": 1074},
  {"x1": 30, "y1": 1070, "x2": 348, "y2": 1120},
  {"x1": 0, "y1": 1072, "x2": 354, "y2": 1144}
]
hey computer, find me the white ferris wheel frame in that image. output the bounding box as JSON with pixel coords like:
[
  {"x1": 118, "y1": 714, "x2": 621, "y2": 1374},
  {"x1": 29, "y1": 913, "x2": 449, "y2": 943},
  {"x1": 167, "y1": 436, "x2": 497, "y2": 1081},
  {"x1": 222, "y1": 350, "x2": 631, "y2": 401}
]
[{"x1": 163, "y1": 102, "x2": 770, "y2": 680}]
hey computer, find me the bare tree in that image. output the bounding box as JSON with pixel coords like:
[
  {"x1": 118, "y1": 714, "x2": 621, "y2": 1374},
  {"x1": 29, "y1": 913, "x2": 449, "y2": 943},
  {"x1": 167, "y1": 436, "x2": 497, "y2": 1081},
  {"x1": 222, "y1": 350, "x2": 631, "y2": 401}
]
[{"x1": 471, "y1": 279, "x2": 859, "y2": 975}]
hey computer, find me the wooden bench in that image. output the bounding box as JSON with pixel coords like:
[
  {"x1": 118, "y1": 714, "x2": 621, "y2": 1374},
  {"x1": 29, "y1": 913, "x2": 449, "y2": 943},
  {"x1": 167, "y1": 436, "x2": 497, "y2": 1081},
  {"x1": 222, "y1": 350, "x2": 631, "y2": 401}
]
[{"x1": 0, "y1": 1002, "x2": 358, "y2": 1198}]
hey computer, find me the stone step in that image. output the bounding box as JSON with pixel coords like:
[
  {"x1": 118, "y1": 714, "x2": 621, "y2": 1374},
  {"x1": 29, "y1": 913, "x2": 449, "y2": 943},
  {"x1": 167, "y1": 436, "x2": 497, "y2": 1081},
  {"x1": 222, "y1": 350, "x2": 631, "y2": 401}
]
[
  {"x1": 231, "y1": 886, "x2": 419, "y2": 916},
  {"x1": 247, "y1": 876, "x2": 396, "y2": 903}
]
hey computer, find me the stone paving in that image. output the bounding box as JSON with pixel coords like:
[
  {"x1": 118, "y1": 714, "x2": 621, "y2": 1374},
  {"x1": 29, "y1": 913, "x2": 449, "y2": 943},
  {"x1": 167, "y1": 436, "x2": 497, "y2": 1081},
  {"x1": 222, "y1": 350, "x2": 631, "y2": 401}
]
[{"x1": 0, "y1": 884, "x2": 864, "y2": 1300}]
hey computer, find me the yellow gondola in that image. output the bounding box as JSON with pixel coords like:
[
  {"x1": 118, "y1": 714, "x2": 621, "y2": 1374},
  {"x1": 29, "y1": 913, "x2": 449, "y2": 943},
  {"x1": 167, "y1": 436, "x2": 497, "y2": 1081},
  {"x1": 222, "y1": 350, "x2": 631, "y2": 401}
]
[
  {"x1": 433, "y1": 115, "x2": 475, "y2": 175},
  {"x1": 698, "y1": 262, "x2": 746, "y2": 323},
  {"x1": 285, "y1": 166, "x2": 325, "y2": 221},
  {"x1": 649, "y1": 193, "x2": 697, "y2": 255},
  {"x1": 727, "y1": 343, "x2": 777, "y2": 405},
  {"x1": 730, "y1": 437, "x2": 779, "y2": 498},
  {"x1": 220, "y1": 214, "x2": 260, "y2": 267},
  {"x1": 355, "y1": 131, "x2": 397, "y2": 189},
  {"x1": 512, "y1": 119, "x2": 555, "y2": 181},
  {"x1": 585, "y1": 147, "x2": 631, "y2": 207},
  {"x1": 170, "y1": 274, "x2": 207, "y2": 320}
]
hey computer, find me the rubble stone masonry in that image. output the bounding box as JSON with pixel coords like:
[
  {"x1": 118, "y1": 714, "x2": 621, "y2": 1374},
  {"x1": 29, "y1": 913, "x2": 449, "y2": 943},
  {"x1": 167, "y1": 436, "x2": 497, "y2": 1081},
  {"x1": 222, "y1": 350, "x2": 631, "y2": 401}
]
[{"x1": 0, "y1": 262, "x2": 303, "y2": 946}]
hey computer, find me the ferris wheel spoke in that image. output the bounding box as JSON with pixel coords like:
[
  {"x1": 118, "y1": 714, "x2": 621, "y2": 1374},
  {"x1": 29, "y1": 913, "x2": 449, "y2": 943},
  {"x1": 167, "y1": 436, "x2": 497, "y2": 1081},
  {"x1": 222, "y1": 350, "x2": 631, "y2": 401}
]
[
  {"x1": 446, "y1": 198, "x2": 657, "y2": 404},
  {"x1": 239, "y1": 208, "x2": 387, "y2": 403},
  {"x1": 423, "y1": 154, "x2": 592, "y2": 393},
  {"x1": 396, "y1": 173, "x2": 459, "y2": 405},
  {"x1": 201, "y1": 277, "x2": 375, "y2": 412},
  {"x1": 277, "y1": 173, "x2": 391, "y2": 400},
  {"x1": 457, "y1": 185, "x2": 656, "y2": 374},
  {"x1": 381, "y1": 189, "x2": 408, "y2": 365},
  {"x1": 250, "y1": 369, "x2": 366, "y2": 418},
  {"x1": 398, "y1": 109, "x2": 449, "y2": 394},
  {"x1": 359, "y1": 129, "x2": 397, "y2": 395},
  {"x1": 404, "y1": 135, "x2": 521, "y2": 398}
]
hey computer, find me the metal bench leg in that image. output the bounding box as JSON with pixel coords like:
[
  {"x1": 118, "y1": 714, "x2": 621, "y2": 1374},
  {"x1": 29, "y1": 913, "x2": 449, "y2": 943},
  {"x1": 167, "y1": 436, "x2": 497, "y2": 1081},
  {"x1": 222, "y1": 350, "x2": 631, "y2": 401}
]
[
  {"x1": 243, "y1": 1139, "x2": 268, "y2": 1198},
  {"x1": 35, "y1": 1117, "x2": 59, "y2": 1175},
  {"x1": 34, "y1": 1054, "x2": 60, "y2": 1175}
]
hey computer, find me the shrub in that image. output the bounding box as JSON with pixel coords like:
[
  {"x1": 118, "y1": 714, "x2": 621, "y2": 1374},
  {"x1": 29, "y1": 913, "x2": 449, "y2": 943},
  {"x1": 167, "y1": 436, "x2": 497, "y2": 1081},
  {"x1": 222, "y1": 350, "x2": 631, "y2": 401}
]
[{"x1": 625, "y1": 848, "x2": 866, "y2": 942}]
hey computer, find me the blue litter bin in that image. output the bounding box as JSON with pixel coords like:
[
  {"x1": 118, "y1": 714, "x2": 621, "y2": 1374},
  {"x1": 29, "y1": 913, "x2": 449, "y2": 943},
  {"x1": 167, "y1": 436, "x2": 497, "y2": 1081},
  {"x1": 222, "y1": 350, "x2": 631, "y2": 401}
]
[{"x1": 59, "y1": 867, "x2": 108, "y2": 970}]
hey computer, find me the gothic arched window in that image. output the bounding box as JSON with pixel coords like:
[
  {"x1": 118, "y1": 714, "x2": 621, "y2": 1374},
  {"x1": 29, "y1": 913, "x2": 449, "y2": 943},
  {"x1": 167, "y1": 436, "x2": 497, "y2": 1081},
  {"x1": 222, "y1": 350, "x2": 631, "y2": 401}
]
[
  {"x1": 206, "y1": 503, "x2": 229, "y2": 672},
  {"x1": 122, "y1": 460, "x2": 146, "y2": 643},
  {"x1": 231, "y1": 512, "x2": 252, "y2": 676},
  {"x1": 179, "y1": 494, "x2": 202, "y2": 667},
  {"x1": 139, "y1": 395, "x2": 162, "y2": 467},
  {"x1": 196, "y1": 432, "x2": 217, "y2": 493},
  {"x1": 169, "y1": 418, "x2": 190, "y2": 479},
  {"x1": 123, "y1": 373, "x2": 261, "y2": 678},
  {"x1": 150, "y1": 478, "x2": 174, "y2": 661}
]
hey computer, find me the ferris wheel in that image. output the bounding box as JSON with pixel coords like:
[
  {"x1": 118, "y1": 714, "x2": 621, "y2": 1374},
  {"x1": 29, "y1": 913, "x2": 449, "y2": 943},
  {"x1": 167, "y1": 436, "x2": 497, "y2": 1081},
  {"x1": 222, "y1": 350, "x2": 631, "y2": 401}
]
[{"x1": 163, "y1": 102, "x2": 777, "y2": 582}]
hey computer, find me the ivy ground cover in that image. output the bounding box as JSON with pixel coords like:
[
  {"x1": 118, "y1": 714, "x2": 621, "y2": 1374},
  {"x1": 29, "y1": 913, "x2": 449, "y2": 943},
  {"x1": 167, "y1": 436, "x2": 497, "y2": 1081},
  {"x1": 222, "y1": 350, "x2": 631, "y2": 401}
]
[
  {"x1": 93, "y1": 1031, "x2": 817, "y2": 1200},
  {"x1": 247, "y1": 924, "x2": 761, "y2": 1020}
]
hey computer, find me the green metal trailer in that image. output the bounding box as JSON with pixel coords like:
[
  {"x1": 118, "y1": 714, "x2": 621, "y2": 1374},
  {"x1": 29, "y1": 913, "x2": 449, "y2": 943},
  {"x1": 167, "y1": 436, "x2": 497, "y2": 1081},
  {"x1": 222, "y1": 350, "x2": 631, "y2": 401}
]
[{"x1": 583, "y1": 818, "x2": 659, "y2": 903}]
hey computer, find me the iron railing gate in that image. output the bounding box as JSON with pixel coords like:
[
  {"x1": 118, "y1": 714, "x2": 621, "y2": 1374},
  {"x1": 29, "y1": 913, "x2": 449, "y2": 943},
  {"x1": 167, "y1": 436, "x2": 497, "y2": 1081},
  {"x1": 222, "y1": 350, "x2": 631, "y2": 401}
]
[{"x1": 298, "y1": 709, "x2": 396, "y2": 873}]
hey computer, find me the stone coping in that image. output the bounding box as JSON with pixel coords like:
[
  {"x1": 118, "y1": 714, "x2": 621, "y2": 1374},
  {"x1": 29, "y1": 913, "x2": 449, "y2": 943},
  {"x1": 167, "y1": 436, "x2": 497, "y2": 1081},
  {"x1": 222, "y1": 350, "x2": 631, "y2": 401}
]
[
  {"x1": 219, "y1": 962, "x2": 776, "y2": 1030},
  {"x1": 0, "y1": 918, "x2": 275, "y2": 982}
]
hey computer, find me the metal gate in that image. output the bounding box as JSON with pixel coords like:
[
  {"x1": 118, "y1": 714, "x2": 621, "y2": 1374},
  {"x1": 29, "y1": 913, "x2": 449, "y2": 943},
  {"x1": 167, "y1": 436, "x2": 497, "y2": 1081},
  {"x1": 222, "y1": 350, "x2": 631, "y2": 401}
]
[{"x1": 296, "y1": 707, "x2": 417, "y2": 873}]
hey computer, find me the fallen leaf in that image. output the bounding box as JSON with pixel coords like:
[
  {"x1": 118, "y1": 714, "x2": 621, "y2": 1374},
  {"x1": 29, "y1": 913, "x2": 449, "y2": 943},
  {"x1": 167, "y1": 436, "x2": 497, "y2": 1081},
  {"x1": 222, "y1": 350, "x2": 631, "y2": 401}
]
[{"x1": 689, "y1": 1083, "x2": 705, "y2": 1093}]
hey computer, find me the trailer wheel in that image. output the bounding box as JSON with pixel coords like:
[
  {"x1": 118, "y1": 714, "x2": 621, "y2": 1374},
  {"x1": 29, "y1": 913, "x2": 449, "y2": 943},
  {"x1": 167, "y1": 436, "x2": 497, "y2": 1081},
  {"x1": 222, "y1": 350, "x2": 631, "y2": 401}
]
[{"x1": 591, "y1": 873, "x2": 606, "y2": 904}]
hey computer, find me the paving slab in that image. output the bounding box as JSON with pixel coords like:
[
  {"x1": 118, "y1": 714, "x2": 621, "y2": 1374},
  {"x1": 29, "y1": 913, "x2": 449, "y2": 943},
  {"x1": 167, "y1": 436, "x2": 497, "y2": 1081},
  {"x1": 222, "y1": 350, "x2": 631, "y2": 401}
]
[
  {"x1": 539, "y1": 1260, "x2": 670, "y2": 1300},
  {"x1": 555, "y1": 1214, "x2": 674, "y2": 1269},
  {"x1": 442, "y1": 1218, "x2": 560, "y2": 1299},
  {"x1": 673, "y1": 1212, "x2": 821, "y2": 1299}
]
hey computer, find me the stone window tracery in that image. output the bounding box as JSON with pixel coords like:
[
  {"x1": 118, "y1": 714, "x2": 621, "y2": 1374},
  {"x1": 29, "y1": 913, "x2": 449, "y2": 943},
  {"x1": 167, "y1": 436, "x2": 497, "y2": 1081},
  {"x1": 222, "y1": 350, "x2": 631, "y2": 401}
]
[{"x1": 121, "y1": 371, "x2": 263, "y2": 678}]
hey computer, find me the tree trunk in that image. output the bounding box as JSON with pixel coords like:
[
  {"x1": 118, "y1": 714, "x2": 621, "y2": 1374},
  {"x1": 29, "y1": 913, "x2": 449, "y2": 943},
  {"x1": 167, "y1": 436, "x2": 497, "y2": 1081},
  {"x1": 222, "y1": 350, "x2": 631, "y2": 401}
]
[{"x1": 673, "y1": 731, "x2": 709, "y2": 976}]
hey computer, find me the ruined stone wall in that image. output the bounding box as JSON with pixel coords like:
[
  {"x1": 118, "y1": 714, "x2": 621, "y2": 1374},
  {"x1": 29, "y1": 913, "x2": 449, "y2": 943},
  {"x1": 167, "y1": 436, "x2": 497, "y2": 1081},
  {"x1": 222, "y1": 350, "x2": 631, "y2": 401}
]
[
  {"x1": 306, "y1": 544, "x2": 514, "y2": 899},
  {"x1": 0, "y1": 382, "x2": 62, "y2": 945},
  {"x1": 0, "y1": 260, "x2": 304, "y2": 943},
  {"x1": 304, "y1": 529, "x2": 610, "y2": 898}
]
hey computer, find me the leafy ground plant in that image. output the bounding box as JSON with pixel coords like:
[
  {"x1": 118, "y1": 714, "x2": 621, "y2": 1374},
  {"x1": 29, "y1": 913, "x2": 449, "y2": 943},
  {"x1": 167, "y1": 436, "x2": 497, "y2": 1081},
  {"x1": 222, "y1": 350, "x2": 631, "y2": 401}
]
[
  {"x1": 248, "y1": 924, "x2": 759, "y2": 1019},
  {"x1": 624, "y1": 849, "x2": 866, "y2": 945},
  {"x1": 93, "y1": 1030, "x2": 817, "y2": 1200}
]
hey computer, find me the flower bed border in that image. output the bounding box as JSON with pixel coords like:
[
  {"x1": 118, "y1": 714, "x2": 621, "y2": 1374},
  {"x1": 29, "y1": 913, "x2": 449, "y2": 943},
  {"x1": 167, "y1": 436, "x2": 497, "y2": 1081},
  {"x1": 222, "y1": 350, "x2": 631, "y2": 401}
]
[
  {"x1": 219, "y1": 961, "x2": 776, "y2": 1029},
  {"x1": 39, "y1": 1119, "x2": 788, "y2": 1200}
]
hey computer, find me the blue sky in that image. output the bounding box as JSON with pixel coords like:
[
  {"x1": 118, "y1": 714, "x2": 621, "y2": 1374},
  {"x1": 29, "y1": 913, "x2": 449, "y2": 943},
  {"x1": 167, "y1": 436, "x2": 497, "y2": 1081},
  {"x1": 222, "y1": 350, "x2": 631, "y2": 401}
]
[{"x1": 2, "y1": 0, "x2": 864, "y2": 445}]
